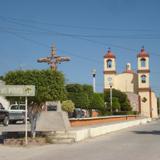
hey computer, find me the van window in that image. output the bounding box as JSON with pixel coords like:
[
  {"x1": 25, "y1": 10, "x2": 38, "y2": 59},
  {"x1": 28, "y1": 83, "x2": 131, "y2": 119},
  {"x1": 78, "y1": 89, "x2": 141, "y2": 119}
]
[
  {"x1": 20, "y1": 105, "x2": 25, "y2": 110},
  {"x1": 11, "y1": 105, "x2": 19, "y2": 110}
]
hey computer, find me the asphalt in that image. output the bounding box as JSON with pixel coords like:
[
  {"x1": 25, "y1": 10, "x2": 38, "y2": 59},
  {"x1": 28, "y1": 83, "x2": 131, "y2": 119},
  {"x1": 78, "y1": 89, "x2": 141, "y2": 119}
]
[{"x1": 0, "y1": 119, "x2": 160, "y2": 160}]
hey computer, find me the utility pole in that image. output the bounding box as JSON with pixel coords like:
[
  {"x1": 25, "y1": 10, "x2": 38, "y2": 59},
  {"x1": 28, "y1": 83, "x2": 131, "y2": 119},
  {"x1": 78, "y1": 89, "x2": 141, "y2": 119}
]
[
  {"x1": 92, "y1": 69, "x2": 96, "y2": 93},
  {"x1": 107, "y1": 77, "x2": 113, "y2": 114},
  {"x1": 25, "y1": 96, "x2": 28, "y2": 145},
  {"x1": 159, "y1": 94, "x2": 160, "y2": 117},
  {"x1": 109, "y1": 82, "x2": 113, "y2": 113}
]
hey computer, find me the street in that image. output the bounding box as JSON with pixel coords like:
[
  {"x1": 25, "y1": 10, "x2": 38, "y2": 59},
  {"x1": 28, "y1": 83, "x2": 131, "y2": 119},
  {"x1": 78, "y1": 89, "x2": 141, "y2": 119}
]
[{"x1": 0, "y1": 120, "x2": 160, "y2": 160}]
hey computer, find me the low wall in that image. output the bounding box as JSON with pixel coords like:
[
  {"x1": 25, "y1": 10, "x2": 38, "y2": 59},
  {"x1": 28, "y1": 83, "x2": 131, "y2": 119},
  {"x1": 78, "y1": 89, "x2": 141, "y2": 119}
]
[
  {"x1": 70, "y1": 115, "x2": 138, "y2": 127},
  {"x1": 44, "y1": 117, "x2": 152, "y2": 143},
  {"x1": 70, "y1": 118, "x2": 151, "y2": 142}
]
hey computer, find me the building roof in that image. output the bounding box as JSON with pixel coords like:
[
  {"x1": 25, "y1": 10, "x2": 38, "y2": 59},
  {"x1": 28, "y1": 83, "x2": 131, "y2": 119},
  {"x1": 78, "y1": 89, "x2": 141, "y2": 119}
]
[
  {"x1": 123, "y1": 70, "x2": 135, "y2": 74},
  {"x1": 104, "y1": 48, "x2": 116, "y2": 59},
  {"x1": 137, "y1": 47, "x2": 149, "y2": 58}
]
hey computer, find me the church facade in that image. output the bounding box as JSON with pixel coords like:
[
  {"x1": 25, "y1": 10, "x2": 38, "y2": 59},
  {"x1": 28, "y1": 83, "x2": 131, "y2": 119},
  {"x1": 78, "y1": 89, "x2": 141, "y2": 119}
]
[{"x1": 103, "y1": 47, "x2": 158, "y2": 118}]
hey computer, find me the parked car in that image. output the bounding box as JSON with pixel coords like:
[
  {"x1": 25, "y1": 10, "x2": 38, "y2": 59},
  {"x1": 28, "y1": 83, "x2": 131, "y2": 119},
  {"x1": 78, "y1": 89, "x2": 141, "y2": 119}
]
[
  {"x1": 0, "y1": 103, "x2": 9, "y2": 126},
  {"x1": 8, "y1": 104, "x2": 26, "y2": 124}
]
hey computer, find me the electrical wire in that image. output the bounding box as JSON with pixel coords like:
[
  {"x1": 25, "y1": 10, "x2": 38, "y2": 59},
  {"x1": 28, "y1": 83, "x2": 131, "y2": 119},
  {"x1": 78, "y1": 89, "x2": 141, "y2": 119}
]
[
  {"x1": 0, "y1": 15, "x2": 160, "y2": 57},
  {"x1": 0, "y1": 15, "x2": 159, "y2": 32},
  {"x1": 0, "y1": 29, "x2": 101, "y2": 64}
]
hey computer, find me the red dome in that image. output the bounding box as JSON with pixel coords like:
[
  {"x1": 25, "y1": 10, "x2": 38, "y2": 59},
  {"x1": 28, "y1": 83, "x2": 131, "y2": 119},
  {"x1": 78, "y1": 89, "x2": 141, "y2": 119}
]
[
  {"x1": 104, "y1": 49, "x2": 116, "y2": 58},
  {"x1": 137, "y1": 47, "x2": 149, "y2": 58}
]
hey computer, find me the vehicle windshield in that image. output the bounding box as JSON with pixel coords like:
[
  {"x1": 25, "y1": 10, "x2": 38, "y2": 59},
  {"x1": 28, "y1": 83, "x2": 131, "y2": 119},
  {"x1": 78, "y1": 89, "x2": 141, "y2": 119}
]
[
  {"x1": 10, "y1": 105, "x2": 19, "y2": 110},
  {"x1": 10, "y1": 105, "x2": 25, "y2": 110},
  {"x1": 20, "y1": 105, "x2": 25, "y2": 110}
]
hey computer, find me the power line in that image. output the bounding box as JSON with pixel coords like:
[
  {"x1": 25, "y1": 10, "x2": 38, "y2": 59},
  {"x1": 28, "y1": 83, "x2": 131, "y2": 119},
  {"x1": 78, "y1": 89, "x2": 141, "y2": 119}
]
[
  {"x1": 1, "y1": 23, "x2": 160, "y2": 40},
  {"x1": 1, "y1": 15, "x2": 160, "y2": 58},
  {"x1": 1, "y1": 28, "x2": 160, "y2": 92},
  {"x1": 1, "y1": 29, "x2": 101, "y2": 64},
  {"x1": 0, "y1": 15, "x2": 159, "y2": 32}
]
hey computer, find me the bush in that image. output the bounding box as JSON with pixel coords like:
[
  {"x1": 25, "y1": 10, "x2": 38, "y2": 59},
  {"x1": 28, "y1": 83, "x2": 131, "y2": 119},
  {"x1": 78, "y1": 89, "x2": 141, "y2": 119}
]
[
  {"x1": 113, "y1": 111, "x2": 139, "y2": 115},
  {"x1": 62, "y1": 100, "x2": 75, "y2": 112}
]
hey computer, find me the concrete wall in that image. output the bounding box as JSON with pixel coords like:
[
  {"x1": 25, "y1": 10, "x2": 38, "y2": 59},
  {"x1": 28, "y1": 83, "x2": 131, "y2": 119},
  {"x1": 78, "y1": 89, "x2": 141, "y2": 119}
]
[
  {"x1": 104, "y1": 58, "x2": 116, "y2": 71},
  {"x1": 69, "y1": 118, "x2": 152, "y2": 142},
  {"x1": 139, "y1": 92, "x2": 150, "y2": 117},
  {"x1": 138, "y1": 73, "x2": 150, "y2": 88},
  {"x1": 104, "y1": 74, "x2": 116, "y2": 89},
  {"x1": 114, "y1": 73, "x2": 138, "y2": 93},
  {"x1": 70, "y1": 115, "x2": 138, "y2": 127},
  {"x1": 151, "y1": 91, "x2": 158, "y2": 118},
  {"x1": 126, "y1": 92, "x2": 139, "y2": 111},
  {"x1": 104, "y1": 72, "x2": 138, "y2": 93},
  {"x1": 137, "y1": 57, "x2": 149, "y2": 70}
]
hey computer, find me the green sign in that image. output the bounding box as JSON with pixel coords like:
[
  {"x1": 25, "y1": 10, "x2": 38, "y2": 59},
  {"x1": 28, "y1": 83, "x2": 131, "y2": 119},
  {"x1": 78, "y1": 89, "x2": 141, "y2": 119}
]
[{"x1": 0, "y1": 85, "x2": 35, "y2": 97}]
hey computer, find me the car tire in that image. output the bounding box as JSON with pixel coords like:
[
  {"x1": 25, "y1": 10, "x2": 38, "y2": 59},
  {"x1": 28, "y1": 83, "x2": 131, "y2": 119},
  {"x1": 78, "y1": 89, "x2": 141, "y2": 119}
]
[{"x1": 3, "y1": 116, "x2": 9, "y2": 126}]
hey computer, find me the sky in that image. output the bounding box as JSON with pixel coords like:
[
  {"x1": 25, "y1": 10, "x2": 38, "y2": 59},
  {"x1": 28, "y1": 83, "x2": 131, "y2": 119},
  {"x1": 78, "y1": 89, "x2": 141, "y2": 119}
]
[{"x1": 0, "y1": 0, "x2": 160, "y2": 94}]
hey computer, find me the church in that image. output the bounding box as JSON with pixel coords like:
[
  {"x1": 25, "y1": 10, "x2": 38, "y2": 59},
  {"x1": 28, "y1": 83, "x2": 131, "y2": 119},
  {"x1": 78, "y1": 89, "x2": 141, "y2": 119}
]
[{"x1": 103, "y1": 47, "x2": 158, "y2": 118}]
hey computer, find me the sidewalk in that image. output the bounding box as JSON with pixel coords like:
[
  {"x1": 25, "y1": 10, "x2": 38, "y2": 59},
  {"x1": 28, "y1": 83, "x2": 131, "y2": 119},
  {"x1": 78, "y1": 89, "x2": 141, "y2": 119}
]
[{"x1": 48, "y1": 117, "x2": 152, "y2": 143}]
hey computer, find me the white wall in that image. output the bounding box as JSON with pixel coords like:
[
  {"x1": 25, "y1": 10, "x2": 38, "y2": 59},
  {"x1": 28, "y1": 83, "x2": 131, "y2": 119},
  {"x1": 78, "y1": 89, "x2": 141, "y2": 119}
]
[
  {"x1": 151, "y1": 91, "x2": 158, "y2": 118},
  {"x1": 0, "y1": 96, "x2": 10, "y2": 109},
  {"x1": 114, "y1": 73, "x2": 138, "y2": 93},
  {"x1": 137, "y1": 57, "x2": 149, "y2": 70},
  {"x1": 139, "y1": 92, "x2": 150, "y2": 117}
]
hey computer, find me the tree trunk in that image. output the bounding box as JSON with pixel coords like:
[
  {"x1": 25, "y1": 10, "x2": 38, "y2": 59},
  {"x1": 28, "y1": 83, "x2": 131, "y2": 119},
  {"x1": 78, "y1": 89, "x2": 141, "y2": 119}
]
[{"x1": 30, "y1": 112, "x2": 40, "y2": 138}]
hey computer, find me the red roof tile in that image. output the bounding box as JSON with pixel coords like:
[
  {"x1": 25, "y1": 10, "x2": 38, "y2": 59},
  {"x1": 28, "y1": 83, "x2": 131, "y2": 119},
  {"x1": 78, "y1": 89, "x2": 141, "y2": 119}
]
[
  {"x1": 137, "y1": 47, "x2": 149, "y2": 58},
  {"x1": 104, "y1": 49, "x2": 116, "y2": 58}
]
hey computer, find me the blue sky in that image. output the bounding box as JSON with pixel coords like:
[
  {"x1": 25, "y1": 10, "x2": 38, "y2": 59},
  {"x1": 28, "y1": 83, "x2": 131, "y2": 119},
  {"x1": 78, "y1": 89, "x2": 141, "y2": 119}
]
[{"x1": 0, "y1": 0, "x2": 160, "y2": 94}]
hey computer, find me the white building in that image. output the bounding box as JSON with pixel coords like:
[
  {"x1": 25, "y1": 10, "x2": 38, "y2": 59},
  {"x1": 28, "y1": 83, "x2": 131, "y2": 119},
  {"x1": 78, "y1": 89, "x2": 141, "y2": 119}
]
[
  {"x1": 103, "y1": 47, "x2": 158, "y2": 118},
  {"x1": 0, "y1": 80, "x2": 10, "y2": 109}
]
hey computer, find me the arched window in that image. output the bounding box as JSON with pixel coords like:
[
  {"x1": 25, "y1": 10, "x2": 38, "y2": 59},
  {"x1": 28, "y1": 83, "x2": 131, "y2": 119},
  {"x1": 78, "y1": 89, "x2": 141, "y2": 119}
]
[
  {"x1": 141, "y1": 75, "x2": 146, "y2": 83},
  {"x1": 140, "y1": 58, "x2": 146, "y2": 67},
  {"x1": 107, "y1": 59, "x2": 112, "y2": 68}
]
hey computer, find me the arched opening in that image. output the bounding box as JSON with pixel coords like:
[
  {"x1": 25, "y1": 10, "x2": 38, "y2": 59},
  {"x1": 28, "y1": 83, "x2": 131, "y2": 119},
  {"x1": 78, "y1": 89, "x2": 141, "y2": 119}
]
[
  {"x1": 141, "y1": 75, "x2": 146, "y2": 83},
  {"x1": 140, "y1": 58, "x2": 146, "y2": 67},
  {"x1": 107, "y1": 59, "x2": 112, "y2": 68}
]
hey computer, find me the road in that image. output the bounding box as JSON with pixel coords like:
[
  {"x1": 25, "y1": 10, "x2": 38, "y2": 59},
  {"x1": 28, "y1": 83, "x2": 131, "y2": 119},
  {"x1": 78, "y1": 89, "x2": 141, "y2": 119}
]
[{"x1": 0, "y1": 120, "x2": 160, "y2": 160}]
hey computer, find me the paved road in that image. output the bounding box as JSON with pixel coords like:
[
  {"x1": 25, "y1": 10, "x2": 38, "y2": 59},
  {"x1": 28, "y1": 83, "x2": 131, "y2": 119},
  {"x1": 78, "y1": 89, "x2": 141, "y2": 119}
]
[{"x1": 0, "y1": 120, "x2": 160, "y2": 160}]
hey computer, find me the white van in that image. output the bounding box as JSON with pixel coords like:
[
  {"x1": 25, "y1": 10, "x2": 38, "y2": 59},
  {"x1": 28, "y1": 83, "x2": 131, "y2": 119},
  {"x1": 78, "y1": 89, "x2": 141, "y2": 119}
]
[{"x1": 8, "y1": 104, "x2": 26, "y2": 124}]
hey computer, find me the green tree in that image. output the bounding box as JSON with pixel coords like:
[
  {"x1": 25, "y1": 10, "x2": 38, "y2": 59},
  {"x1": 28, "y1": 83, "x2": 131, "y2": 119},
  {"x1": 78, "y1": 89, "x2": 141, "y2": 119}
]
[
  {"x1": 104, "y1": 89, "x2": 132, "y2": 113},
  {"x1": 121, "y1": 99, "x2": 132, "y2": 111},
  {"x1": 4, "y1": 69, "x2": 66, "y2": 137},
  {"x1": 67, "y1": 92, "x2": 89, "y2": 109},
  {"x1": 0, "y1": 76, "x2": 3, "y2": 80},
  {"x1": 4, "y1": 70, "x2": 66, "y2": 102},
  {"x1": 83, "y1": 84, "x2": 93, "y2": 100},
  {"x1": 66, "y1": 84, "x2": 93, "y2": 109},
  {"x1": 90, "y1": 93, "x2": 105, "y2": 115},
  {"x1": 66, "y1": 84, "x2": 83, "y2": 93},
  {"x1": 112, "y1": 97, "x2": 120, "y2": 112}
]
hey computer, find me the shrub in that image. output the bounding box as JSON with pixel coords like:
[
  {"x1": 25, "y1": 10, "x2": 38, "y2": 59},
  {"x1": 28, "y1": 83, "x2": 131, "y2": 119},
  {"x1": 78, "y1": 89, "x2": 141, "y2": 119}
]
[{"x1": 62, "y1": 100, "x2": 75, "y2": 112}]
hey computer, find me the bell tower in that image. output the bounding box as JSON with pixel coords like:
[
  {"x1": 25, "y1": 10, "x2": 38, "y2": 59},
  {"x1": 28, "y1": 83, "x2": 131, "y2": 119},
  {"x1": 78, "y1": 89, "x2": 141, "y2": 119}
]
[
  {"x1": 104, "y1": 48, "x2": 116, "y2": 90},
  {"x1": 137, "y1": 47, "x2": 152, "y2": 117}
]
